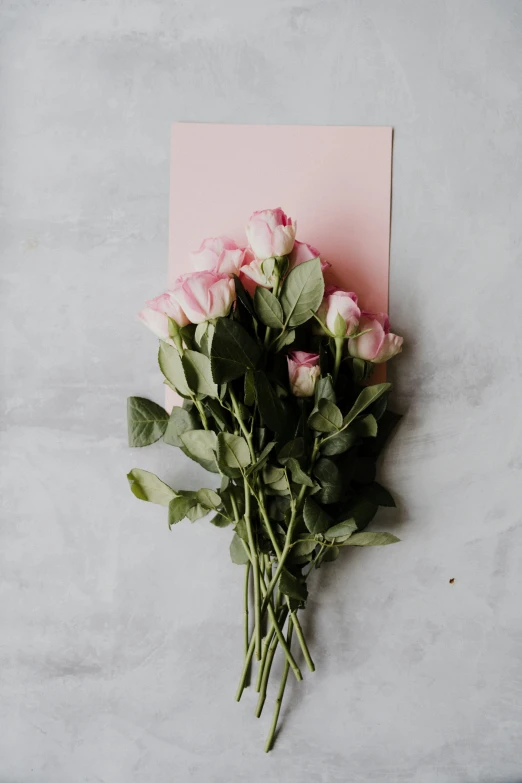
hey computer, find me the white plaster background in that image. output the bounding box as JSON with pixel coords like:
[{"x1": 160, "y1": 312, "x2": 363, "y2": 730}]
[{"x1": 1, "y1": 1, "x2": 521, "y2": 781}]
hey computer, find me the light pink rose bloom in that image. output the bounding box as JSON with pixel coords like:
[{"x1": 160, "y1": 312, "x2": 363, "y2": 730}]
[
  {"x1": 348, "y1": 312, "x2": 403, "y2": 363},
  {"x1": 240, "y1": 252, "x2": 276, "y2": 295},
  {"x1": 138, "y1": 291, "x2": 190, "y2": 340},
  {"x1": 290, "y1": 240, "x2": 331, "y2": 274},
  {"x1": 287, "y1": 351, "x2": 321, "y2": 397},
  {"x1": 317, "y1": 286, "x2": 361, "y2": 336},
  {"x1": 190, "y1": 236, "x2": 247, "y2": 276},
  {"x1": 245, "y1": 208, "x2": 296, "y2": 260},
  {"x1": 171, "y1": 271, "x2": 236, "y2": 324}
]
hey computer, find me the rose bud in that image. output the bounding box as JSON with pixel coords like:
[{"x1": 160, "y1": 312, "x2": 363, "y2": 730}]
[
  {"x1": 190, "y1": 236, "x2": 247, "y2": 277},
  {"x1": 289, "y1": 240, "x2": 331, "y2": 273},
  {"x1": 171, "y1": 270, "x2": 236, "y2": 324},
  {"x1": 317, "y1": 286, "x2": 361, "y2": 337},
  {"x1": 239, "y1": 255, "x2": 277, "y2": 295},
  {"x1": 348, "y1": 312, "x2": 403, "y2": 363},
  {"x1": 138, "y1": 291, "x2": 189, "y2": 341},
  {"x1": 287, "y1": 351, "x2": 321, "y2": 397},
  {"x1": 245, "y1": 208, "x2": 296, "y2": 260}
]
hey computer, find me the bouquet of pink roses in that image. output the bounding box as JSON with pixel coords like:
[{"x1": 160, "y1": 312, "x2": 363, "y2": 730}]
[{"x1": 127, "y1": 208, "x2": 403, "y2": 751}]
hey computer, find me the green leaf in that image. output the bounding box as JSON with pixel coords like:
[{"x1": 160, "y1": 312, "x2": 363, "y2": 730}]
[
  {"x1": 353, "y1": 414, "x2": 378, "y2": 438},
  {"x1": 210, "y1": 317, "x2": 261, "y2": 383},
  {"x1": 286, "y1": 457, "x2": 314, "y2": 487},
  {"x1": 322, "y1": 545, "x2": 340, "y2": 562},
  {"x1": 210, "y1": 513, "x2": 232, "y2": 528},
  {"x1": 194, "y1": 321, "x2": 214, "y2": 357},
  {"x1": 308, "y1": 399, "x2": 343, "y2": 433},
  {"x1": 279, "y1": 568, "x2": 308, "y2": 602},
  {"x1": 263, "y1": 465, "x2": 288, "y2": 492},
  {"x1": 280, "y1": 257, "x2": 325, "y2": 327},
  {"x1": 127, "y1": 397, "x2": 169, "y2": 447},
  {"x1": 303, "y1": 497, "x2": 332, "y2": 534},
  {"x1": 348, "y1": 498, "x2": 379, "y2": 529},
  {"x1": 164, "y1": 406, "x2": 198, "y2": 447},
  {"x1": 320, "y1": 430, "x2": 357, "y2": 456},
  {"x1": 313, "y1": 458, "x2": 343, "y2": 504},
  {"x1": 320, "y1": 414, "x2": 377, "y2": 456},
  {"x1": 343, "y1": 532, "x2": 400, "y2": 546},
  {"x1": 343, "y1": 383, "x2": 391, "y2": 429},
  {"x1": 244, "y1": 369, "x2": 255, "y2": 406},
  {"x1": 245, "y1": 441, "x2": 276, "y2": 476},
  {"x1": 352, "y1": 358, "x2": 367, "y2": 382},
  {"x1": 180, "y1": 429, "x2": 218, "y2": 461},
  {"x1": 362, "y1": 482, "x2": 396, "y2": 507},
  {"x1": 182, "y1": 350, "x2": 219, "y2": 398},
  {"x1": 204, "y1": 398, "x2": 229, "y2": 431},
  {"x1": 230, "y1": 533, "x2": 250, "y2": 565},
  {"x1": 217, "y1": 432, "x2": 251, "y2": 473},
  {"x1": 362, "y1": 410, "x2": 402, "y2": 458},
  {"x1": 196, "y1": 488, "x2": 221, "y2": 510},
  {"x1": 314, "y1": 374, "x2": 336, "y2": 404},
  {"x1": 168, "y1": 495, "x2": 195, "y2": 526},
  {"x1": 272, "y1": 329, "x2": 296, "y2": 353},
  {"x1": 325, "y1": 519, "x2": 358, "y2": 540},
  {"x1": 186, "y1": 503, "x2": 212, "y2": 522},
  {"x1": 278, "y1": 438, "x2": 305, "y2": 466},
  {"x1": 158, "y1": 342, "x2": 191, "y2": 396},
  {"x1": 333, "y1": 312, "x2": 347, "y2": 338},
  {"x1": 292, "y1": 538, "x2": 317, "y2": 557},
  {"x1": 254, "y1": 287, "x2": 284, "y2": 328},
  {"x1": 254, "y1": 371, "x2": 286, "y2": 433},
  {"x1": 233, "y1": 275, "x2": 257, "y2": 320},
  {"x1": 127, "y1": 468, "x2": 177, "y2": 506}
]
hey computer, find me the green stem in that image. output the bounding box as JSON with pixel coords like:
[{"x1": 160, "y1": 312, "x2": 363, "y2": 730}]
[
  {"x1": 256, "y1": 492, "x2": 315, "y2": 672},
  {"x1": 263, "y1": 267, "x2": 281, "y2": 347},
  {"x1": 244, "y1": 484, "x2": 262, "y2": 661},
  {"x1": 236, "y1": 632, "x2": 256, "y2": 701},
  {"x1": 229, "y1": 388, "x2": 256, "y2": 463},
  {"x1": 260, "y1": 439, "x2": 321, "y2": 614},
  {"x1": 256, "y1": 611, "x2": 287, "y2": 718},
  {"x1": 264, "y1": 622, "x2": 294, "y2": 752},
  {"x1": 244, "y1": 560, "x2": 251, "y2": 658},
  {"x1": 333, "y1": 336, "x2": 344, "y2": 384}
]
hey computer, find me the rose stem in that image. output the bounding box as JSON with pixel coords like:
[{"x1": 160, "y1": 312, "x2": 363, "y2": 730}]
[
  {"x1": 256, "y1": 496, "x2": 315, "y2": 672},
  {"x1": 264, "y1": 622, "x2": 294, "y2": 753},
  {"x1": 255, "y1": 608, "x2": 288, "y2": 718}
]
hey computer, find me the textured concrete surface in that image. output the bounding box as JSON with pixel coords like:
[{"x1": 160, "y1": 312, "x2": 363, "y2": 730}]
[{"x1": 1, "y1": 1, "x2": 521, "y2": 781}]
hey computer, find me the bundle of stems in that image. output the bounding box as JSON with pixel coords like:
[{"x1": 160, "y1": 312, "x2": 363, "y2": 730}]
[{"x1": 128, "y1": 242, "x2": 403, "y2": 750}]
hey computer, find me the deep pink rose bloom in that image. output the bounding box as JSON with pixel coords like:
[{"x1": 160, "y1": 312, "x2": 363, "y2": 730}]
[
  {"x1": 245, "y1": 208, "x2": 296, "y2": 260},
  {"x1": 287, "y1": 351, "x2": 321, "y2": 397},
  {"x1": 289, "y1": 240, "x2": 331, "y2": 273},
  {"x1": 348, "y1": 312, "x2": 403, "y2": 363},
  {"x1": 138, "y1": 291, "x2": 190, "y2": 341},
  {"x1": 190, "y1": 236, "x2": 247, "y2": 276},
  {"x1": 171, "y1": 270, "x2": 236, "y2": 324},
  {"x1": 317, "y1": 286, "x2": 361, "y2": 336}
]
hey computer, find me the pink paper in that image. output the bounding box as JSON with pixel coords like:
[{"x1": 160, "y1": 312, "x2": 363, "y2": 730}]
[{"x1": 168, "y1": 123, "x2": 393, "y2": 407}]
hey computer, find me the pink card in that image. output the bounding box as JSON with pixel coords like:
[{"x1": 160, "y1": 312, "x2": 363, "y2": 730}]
[{"x1": 168, "y1": 123, "x2": 393, "y2": 407}]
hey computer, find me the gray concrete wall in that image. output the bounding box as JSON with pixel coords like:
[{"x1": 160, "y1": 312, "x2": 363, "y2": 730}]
[{"x1": 1, "y1": 1, "x2": 521, "y2": 780}]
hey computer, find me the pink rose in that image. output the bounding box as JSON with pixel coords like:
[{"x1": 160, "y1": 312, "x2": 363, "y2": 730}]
[
  {"x1": 290, "y1": 240, "x2": 331, "y2": 274},
  {"x1": 348, "y1": 312, "x2": 403, "y2": 363},
  {"x1": 240, "y1": 253, "x2": 276, "y2": 295},
  {"x1": 245, "y1": 208, "x2": 296, "y2": 260},
  {"x1": 190, "y1": 236, "x2": 247, "y2": 276},
  {"x1": 317, "y1": 286, "x2": 361, "y2": 336},
  {"x1": 171, "y1": 271, "x2": 236, "y2": 324},
  {"x1": 287, "y1": 351, "x2": 321, "y2": 397},
  {"x1": 138, "y1": 291, "x2": 190, "y2": 340}
]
